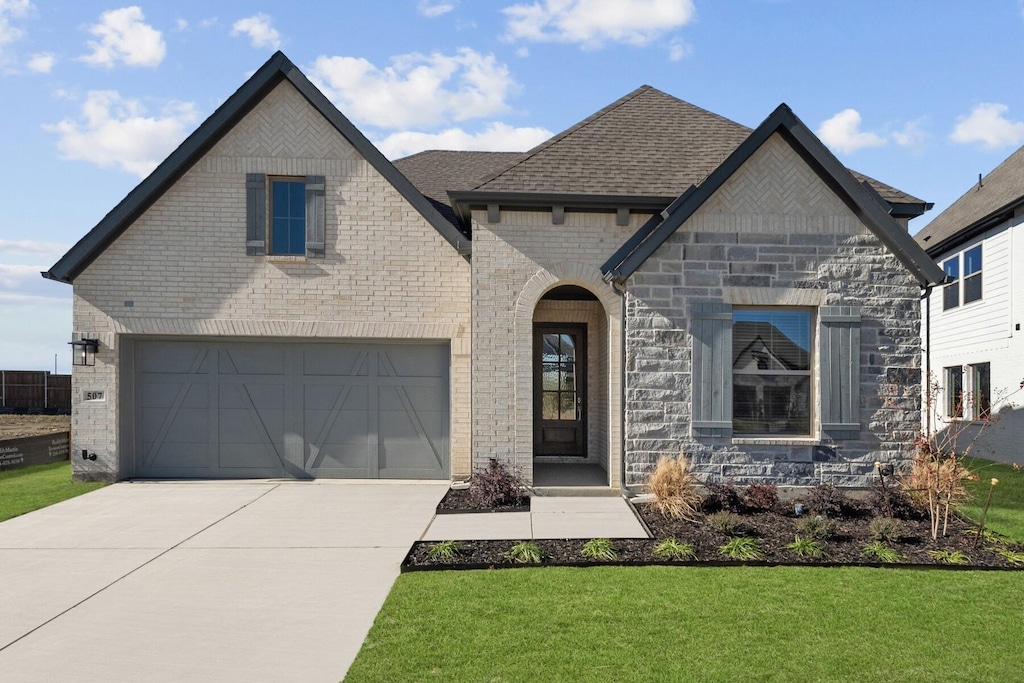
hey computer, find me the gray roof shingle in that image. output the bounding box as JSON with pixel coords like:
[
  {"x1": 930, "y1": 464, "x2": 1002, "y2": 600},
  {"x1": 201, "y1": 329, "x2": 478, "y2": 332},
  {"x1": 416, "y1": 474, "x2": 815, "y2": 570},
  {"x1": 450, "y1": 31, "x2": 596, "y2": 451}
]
[
  {"x1": 914, "y1": 144, "x2": 1024, "y2": 255},
  {"x1": 393, "y1": 150, "x2": 523, "y2": 232},
  {"x1": 468, "y1": 85, "x2": 922, "y2": 205}
]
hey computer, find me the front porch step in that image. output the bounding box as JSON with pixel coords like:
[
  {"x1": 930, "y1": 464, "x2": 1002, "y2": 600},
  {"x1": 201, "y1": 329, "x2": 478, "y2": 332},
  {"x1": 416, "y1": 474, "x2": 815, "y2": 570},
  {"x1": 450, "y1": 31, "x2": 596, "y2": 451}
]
[{"x1": 530, "y1": 485, "x2": 620, "y2": 497}]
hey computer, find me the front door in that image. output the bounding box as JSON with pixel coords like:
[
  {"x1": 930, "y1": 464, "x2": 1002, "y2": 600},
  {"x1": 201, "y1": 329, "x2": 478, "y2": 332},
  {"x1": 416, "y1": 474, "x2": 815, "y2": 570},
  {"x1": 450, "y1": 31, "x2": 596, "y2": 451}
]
[{"x1": 533, "y1": 324, "x2": 586, "y2": 456}]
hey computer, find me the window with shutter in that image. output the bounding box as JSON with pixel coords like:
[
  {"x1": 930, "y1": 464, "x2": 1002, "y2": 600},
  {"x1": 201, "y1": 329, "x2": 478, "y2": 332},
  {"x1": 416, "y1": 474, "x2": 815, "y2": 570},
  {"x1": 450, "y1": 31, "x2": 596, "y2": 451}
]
[
  {"x1": 245, "y1": 174, "x2": 327, "y2": 258},
  {"x1": 691, "y1": 302, "x2": 733, "y2": 438},
  {"x1": 819, "y1": 306, "x2": 862, "y2": 440}
]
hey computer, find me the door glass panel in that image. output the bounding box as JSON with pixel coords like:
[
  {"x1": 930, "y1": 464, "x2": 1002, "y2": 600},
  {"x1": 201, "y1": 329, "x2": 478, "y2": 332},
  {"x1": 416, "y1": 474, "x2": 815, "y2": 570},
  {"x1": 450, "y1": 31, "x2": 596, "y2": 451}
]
[
  {"x1": 560, "y1": 367, "x2": 576, "y2": 391},
  {"x1": 560, "y1": 392, "x2": 576, "y2": 420},
  {"x1": 558, "y1": 334, "x2": 575, "y2": 361},
  {"x1": 542, "y1": 334, "x2": 560, "y2": 362},
  {"x1": 542, "y1": 362, "x2": 559, "y2": 390},
  {"x1": 542, "y1": 392, "x2": 560, "y2": 419}
]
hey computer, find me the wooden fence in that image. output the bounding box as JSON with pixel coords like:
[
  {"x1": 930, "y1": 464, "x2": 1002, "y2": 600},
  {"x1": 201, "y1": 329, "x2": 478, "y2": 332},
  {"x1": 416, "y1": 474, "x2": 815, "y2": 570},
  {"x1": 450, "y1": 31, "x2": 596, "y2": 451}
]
[{"x1": 0, "y1": 371, "x2": 72, "y2": 411}]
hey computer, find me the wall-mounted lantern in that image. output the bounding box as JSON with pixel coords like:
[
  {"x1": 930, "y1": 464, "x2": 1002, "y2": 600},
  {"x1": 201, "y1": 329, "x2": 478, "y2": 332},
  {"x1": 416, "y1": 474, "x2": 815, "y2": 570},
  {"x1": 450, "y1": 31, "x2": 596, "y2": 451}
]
[{"x1": 69, "y1": 338, "x2": 99, "y2": 367}]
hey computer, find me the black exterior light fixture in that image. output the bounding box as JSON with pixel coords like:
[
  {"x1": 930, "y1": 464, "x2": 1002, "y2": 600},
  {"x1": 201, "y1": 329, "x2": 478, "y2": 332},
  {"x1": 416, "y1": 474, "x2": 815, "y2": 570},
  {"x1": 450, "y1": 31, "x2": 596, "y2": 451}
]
[{"x1": 69, "y1": 338, "x2": 99, "y2": 366}]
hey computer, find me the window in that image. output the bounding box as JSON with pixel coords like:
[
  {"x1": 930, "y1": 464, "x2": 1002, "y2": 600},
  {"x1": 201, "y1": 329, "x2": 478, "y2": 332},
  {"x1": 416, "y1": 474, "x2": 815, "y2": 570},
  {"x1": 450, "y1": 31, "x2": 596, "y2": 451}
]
[
  {"x1": 963, "y1": 246, "x2": 983, "y2": 304},
  {"x1": 245, "y1": 174, "x2": 325, "y2": 258},
  {"x1": 732, "y1": 309, "x2": 812, "y2": 435},
  {"x1": 270, "y1": 179, "x2": 306, "y2": 255},
  {"x1": 942, "y1": 245, "x2": 983, "y2": 309},
  {"x1": 945, "y1": 366, "x2": 963, "y2": 418},
  {"x1": 969, "y1": 362, "x2": 991, "y2": 420},
  {"x1": 942, "y1": 257, "x2": 959, "y2": 310}
]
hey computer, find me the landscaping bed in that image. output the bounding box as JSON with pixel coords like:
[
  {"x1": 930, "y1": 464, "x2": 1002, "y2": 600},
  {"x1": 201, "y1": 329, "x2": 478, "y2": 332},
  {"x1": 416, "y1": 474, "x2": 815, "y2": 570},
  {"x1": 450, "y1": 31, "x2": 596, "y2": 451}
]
[{"x1": 435, "y1": 486, "x2": 530, "y2": 514}]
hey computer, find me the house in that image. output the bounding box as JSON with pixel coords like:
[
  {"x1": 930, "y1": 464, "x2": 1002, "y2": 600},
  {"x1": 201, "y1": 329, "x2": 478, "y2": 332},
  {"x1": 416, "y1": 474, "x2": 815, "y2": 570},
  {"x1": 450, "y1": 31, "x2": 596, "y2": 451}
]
[
  {"x1": 45, "y1": 51, "x2": 943, "y2": 490},
  {"x1": 914, "y1": 145, "x2": 1024, "y2": 464}
]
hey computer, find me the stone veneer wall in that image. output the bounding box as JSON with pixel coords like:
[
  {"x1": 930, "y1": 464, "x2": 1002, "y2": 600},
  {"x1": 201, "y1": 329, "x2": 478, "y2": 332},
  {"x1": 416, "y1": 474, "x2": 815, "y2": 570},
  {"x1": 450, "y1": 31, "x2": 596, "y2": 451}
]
[
  {"x1": 70, "y1": 80, "x2": 472, "y2": 481},
  {"x1": 623, "y1": 134, "x2": 922, "y2": 488},
  {"x1": 471, "y1": 209, "x2": 632, "y2": 486}
]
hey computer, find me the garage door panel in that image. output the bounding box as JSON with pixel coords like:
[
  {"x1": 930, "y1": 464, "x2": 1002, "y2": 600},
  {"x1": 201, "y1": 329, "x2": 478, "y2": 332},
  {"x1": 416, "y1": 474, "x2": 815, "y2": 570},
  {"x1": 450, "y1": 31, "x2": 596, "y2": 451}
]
[{"x1": 135, "y1": 340, "x2": 448, "y2": 479}]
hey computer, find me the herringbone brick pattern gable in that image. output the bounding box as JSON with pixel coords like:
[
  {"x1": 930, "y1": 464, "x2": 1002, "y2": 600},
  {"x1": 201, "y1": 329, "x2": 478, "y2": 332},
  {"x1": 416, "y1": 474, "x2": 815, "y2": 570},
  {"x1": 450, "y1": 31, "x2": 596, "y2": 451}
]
[
  {"x1": 211, "y1": 81, "x2": 358, "y2": 161},
  {"x1": 699, "y1": 134, "x2": 851, "y2": 218}
]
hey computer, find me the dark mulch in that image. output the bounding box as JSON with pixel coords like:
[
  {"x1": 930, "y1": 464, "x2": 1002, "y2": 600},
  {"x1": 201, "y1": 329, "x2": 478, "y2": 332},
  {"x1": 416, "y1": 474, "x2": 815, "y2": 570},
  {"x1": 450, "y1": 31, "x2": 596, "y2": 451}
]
[
  {"x1": 406, "y1": 498, "x2": 1024, "y2": 571},
  {"x1": 435, "y1": 487, "x2": 530, "y2": 514}
]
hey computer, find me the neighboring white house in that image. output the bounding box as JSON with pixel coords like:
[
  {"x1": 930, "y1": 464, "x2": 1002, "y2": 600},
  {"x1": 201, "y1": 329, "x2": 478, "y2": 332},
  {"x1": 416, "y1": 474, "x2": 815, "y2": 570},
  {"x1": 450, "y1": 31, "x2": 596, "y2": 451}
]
[{"x1": 915, "y1": 145, "x2": 1024, "y2": 464}]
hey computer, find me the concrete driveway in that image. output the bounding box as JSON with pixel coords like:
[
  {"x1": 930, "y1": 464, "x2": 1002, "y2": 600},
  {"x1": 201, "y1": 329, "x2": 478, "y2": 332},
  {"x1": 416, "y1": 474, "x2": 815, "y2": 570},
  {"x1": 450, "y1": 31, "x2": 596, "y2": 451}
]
[{"x1": 0, "y1": 480, "x2": 448, "y2": 682}]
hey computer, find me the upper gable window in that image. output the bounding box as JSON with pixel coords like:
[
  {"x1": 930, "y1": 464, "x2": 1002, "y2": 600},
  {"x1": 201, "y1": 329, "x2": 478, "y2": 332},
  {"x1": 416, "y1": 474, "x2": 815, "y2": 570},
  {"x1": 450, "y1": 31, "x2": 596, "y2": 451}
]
[
  {"x1": 245, "y1": 174, "x2": 325, "y2": 258},
  {"x1": 271, "y1": 179, "x2": 306, "y2": 255}
]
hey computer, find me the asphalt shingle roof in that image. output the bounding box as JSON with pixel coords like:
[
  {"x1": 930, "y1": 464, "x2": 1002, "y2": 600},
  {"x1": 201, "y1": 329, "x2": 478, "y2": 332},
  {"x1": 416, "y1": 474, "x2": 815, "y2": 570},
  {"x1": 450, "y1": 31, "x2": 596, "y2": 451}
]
[
  {"x1": 394, "y1": 150, "x2": 523, "y2": 232},
  {"x1": 914, "y1": 143, "x2": 1024, "y2": 255},
  {"x1": 470, "y1": 85, "x2": 922, "y2": 205}
]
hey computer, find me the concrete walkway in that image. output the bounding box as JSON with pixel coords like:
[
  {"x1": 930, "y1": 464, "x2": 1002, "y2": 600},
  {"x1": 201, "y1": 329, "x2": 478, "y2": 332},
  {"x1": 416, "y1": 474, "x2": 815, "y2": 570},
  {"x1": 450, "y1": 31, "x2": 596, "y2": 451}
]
[
  {"x1": 421, "y1": 495, "x2": 648, "y2": 540},
  {"x1": 0, "y1": 480, "x2": 448, "y2": 683}
]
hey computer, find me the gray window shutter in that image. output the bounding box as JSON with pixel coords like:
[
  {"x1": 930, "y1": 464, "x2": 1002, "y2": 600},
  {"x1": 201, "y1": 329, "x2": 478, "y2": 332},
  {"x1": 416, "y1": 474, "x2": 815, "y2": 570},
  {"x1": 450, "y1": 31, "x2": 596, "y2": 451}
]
[
  {"x1": 820, "y1": 306, "x2": 862, "y2": 439},
  {"x1": 244, "y1": 172, "x2": 266, "y2": 254},
  {"x1": 691, "y1": 302, "x2": 733, "y2": 438},
  {"x1": 305, "y1": 175, "x2": 326, "y2": 258},
  {"x1": 245, "y1": 173, "x2": 266, "y2": 255}
]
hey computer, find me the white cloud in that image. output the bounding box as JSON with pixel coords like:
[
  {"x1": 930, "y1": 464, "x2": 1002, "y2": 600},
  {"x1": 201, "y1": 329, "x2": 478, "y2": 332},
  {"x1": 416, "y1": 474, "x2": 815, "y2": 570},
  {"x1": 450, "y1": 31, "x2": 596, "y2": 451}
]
[
  {"x1": 199, "y1": 17, "x2": 217, "y2": 29},
  {"x1": 377, "y1": 122, "x2": 552, "y2": 158},
  {"x1": 309, "y1": 48, "x2": 517, "y2": 130},
  {"x1": 891, "y1": 118, "x2": 928, "y2": 150},
  {"x1": 231, "y1": 13, "x2": 281, "y2": 50},
  {"x1": 502, "y1": 0, "x2": 695, "y2": 48},
  {"x1": 175, "y1": 18, "x2": 188, "y2": 31},
  {"x1": 43, "y1": 90, "x2": 200, "y2": 177},
  {"x1": 950, "y1": 103, "x2": 1024, "y2": 149},
  {"x1": 817, "y1": 109, "x2": 886, "y2": 154},
  {"x1": 668, "y1": 38, "x2": 691, "y2": 61},
  {"x1": 80, "y1": 6, "x2": 165, "y2": 68},
  {"x1": 26, "y1": 51, "x2": 53, "y2": 72},
  {"x1": 0, "y1": 239, "x2": 69, "y2": 259},
  {"x1": 0, "y1": 0, "x2": 32, "y2": 49},
  {"x1": 418, "y1": 0, "x2": 455, "y2": 17},
  {"x1": 515, "y1": 46, "x2": 529, "y2": 57}
]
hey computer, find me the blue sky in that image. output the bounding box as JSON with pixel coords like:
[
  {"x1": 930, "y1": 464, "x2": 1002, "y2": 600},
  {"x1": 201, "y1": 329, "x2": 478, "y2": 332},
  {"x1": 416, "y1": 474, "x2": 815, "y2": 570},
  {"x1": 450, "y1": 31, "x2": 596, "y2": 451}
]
[{"x1": 3, "y1": 0, "x2": 1024, "y2": 372}]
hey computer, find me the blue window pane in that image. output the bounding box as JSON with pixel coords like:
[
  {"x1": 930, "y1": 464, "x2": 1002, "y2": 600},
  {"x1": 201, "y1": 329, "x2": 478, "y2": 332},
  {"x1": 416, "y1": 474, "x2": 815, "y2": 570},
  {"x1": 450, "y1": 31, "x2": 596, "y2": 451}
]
[
  {"x1": 943, "y1": 257, "x2": 959, "y2": 279},
  {"x1": 964, "y1": 246, "x2": 982, "y2": 276},
  {"x1": 270, "y1": 180, "x2": 305, "y2": 255}
]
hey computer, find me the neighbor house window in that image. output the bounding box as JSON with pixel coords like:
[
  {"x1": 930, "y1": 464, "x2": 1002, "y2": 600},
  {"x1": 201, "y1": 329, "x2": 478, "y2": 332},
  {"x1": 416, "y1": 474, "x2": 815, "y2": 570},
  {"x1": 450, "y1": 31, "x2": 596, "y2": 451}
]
[
  {"x1": 270, "y1": 178, "x2": 306, "y2": 255},
  {"x1": 942, "y1": 257, "x2": 959, "y2": 310},
  {"x1": 732, "y1": 309, "x2": 812, "y2": 435},
  {"x1": 969, "y1": 362, "x2": 991, "y2": 420},
  {"x1": 963, "y1": 245, "x2": 983, "y2": 304},
  {"x1": 945, "y1": 365, "x2": 963, "y2": 418}
]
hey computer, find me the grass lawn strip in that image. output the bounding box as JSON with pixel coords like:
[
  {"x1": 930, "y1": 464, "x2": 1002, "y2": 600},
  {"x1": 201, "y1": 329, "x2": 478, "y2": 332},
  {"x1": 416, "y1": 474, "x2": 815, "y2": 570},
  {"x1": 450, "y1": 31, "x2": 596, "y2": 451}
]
[
  {"x1": 0, "y1": 461, "x2": 106, "y2": 523},
  {"x1": 960, "y1": 457, "x2": 1024, "y2": 543},
  {"x1": 346, "y1": 565, "x2": 1023, "y2": 682}
]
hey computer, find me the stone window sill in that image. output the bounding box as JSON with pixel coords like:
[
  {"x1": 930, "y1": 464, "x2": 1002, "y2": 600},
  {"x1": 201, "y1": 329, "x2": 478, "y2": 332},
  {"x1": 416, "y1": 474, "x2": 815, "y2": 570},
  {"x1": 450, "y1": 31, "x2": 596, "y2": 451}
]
[
  {"x1": 732, "y1": 437, "x2": 821, "y2": 446},
  {"x1": 265, "y1": 255, "x2": 307, "y2": 263}
]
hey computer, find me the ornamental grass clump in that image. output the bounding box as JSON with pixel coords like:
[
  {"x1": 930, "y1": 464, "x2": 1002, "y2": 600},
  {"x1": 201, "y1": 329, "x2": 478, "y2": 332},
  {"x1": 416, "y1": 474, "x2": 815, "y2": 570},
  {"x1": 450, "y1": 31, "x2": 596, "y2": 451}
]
[
  {"x1": 786, "y1": 536, "x2": 825, "y2": 558},
  {"x1": 427, "y1": 540, "x2": 461, "y2": 561},
  {"x1": 581, "y1": 538, "x2": 618, "y2": 561},
  {"x1": 652, "y1": 538, "x2": 697, "y2": 561},
  {"x1": 647, "y1": 454, "x2": 702, "y2": 520},
  {"x1": 795, "y1": 515, "x2": 836, "y2": 540},
  {"x1": 505, "y1": 541, "x2": 543, "y2": 564},
  {"x1": 927, "y1": 549, "x2": 969, "y2": 565},
  {"x1": 707, "y1": 511, "x2": 746, "y2": 536},
  {"x1": 868, "y1": 516, "x2": 905, "y2": 543},
  {"x1": 719, "y1": 537, "x2": 764, "y2": 561},
  {"x1": 862, "y1": 542, "x2": 903, "y2": 563}
]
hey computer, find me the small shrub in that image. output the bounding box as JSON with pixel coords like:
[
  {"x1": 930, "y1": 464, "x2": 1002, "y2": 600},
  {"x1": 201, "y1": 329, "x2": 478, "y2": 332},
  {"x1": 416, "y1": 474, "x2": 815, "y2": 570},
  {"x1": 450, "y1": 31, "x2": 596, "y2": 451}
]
[
  {"x1": 581, "y1": 538, "x2": 618, "y2": 561},
  {"x1": 786, "y1": 536, "x2": 825, "y2": 558},
  {"x1": 647, "y1": 455, "x2": 702, "y2": 520},
  {"x1": 427, "y1": 540, "x2": 461, "y2": 561},
  {"x1": 470, "y1": 458, "x2": 527, "y2": 508},
  {"x1": 719, "y1": 537, "x2": 764, "y2": 561},
  {"x1": 868, "y1": 516, "x2": 905, "y2": 543},
  {"x1": 862, "y1": 542, "x2": 903, "y2": 563},
  {"x1": 927, "y1": 549, "x2": 969, "y2": 565},
  {"x1": 794, "y1": 515, "x2": 836, "y2": 540},
  {"x1": 743, "y1": 483, "x2": 779, "y2": 511},
  {"x1": 901, "y1": 444, "x2": 973, "y2": 540},
  {"x1": 702, "y1": 481, "x2": 743, "y2": 513},
  {"x1": 707, "y1": 511, "x2": 745, "y2": 536},
  {"x1": 652, "y1": 538, "x2": 696, "y2": 561},
  {"x1": 867, "y1": 478, "x2": 923, "y2": 520},
  {"x1": 505, "y1": 541, "x2": 543, "y2": 564},
  {"x1": 805, "y1": 483, "x2": 852, "y2": 517},
  {"x1": 989, "y1": 546, "x2": 1024, "y2": 566}
]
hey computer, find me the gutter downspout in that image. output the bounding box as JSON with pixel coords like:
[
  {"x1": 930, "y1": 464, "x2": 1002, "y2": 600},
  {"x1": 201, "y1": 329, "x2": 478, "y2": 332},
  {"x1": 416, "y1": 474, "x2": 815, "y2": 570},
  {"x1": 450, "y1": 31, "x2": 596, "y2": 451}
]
[
  {"x1": 611, "y1": 279, "x2": 634, "y2": 497},
  {"x1": 922, "y1": 283, "x2": 935, "y2": 433}
]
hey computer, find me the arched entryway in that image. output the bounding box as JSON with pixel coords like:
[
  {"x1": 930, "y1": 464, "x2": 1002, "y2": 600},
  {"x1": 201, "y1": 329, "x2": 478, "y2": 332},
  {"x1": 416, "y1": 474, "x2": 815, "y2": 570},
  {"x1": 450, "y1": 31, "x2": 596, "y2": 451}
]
[{"x1": 513, "y1": 263, "x2": 621, "y2": 488}]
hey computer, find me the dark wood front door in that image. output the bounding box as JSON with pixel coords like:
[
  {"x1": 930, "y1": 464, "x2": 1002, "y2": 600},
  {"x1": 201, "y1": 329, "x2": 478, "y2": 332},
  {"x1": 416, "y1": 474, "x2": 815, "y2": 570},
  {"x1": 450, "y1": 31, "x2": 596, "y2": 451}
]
[{"x1": 533, "y1": 324, "x2": 586, "y2": 456}]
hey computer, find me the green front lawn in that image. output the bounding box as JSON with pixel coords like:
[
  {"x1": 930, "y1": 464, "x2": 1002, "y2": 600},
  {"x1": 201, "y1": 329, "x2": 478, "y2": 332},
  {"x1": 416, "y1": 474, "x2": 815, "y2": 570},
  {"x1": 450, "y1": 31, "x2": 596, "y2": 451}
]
[
  {"x1": 346, "y1": 565, "x2": 1023, "y2": 682},
  {"x1": 0, "y1": 461, "x2": 106, "y2": 523},
  {"x1": 961, "y1": 457, "x2": 1024, "y2": 542}
]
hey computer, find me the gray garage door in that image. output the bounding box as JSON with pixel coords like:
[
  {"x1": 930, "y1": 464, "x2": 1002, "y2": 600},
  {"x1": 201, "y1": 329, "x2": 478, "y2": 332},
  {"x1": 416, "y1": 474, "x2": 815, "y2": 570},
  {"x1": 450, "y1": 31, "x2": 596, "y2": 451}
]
[{"x1": 133, "y1": 340, "x2": 449, "y2": 479}]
